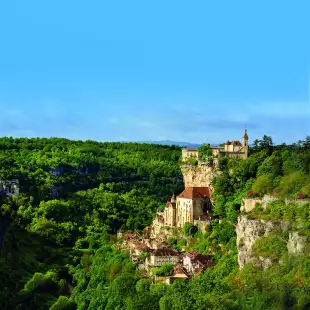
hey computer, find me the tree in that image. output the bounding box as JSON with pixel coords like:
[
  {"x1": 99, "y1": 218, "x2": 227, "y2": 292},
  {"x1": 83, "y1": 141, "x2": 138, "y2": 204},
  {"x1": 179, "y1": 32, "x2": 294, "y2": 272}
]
[
  {"x1": 253, "y1": 174, "x2": 275, "y2": 196},
  {"x1": 198, "y1": 145, "x2": 213, "y2": 162},
  {"x1": 153, "y1": 264, "x2": 174, "y2": 276},
  {"x1": 50, "y1": 296, "x2": 76, "y2": 310},
  {"x1": 252, "y1": 135, "x2": 274, "y2": 153}
]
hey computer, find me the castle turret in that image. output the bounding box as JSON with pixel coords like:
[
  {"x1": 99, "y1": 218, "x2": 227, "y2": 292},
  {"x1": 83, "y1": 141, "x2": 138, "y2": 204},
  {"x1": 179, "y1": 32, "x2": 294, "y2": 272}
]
[
  {"x1": 171, "y1": 193, "x2": 176, "y2": 204},
  {"x1": 242, "y1": 129, "x2": 249, "y2": 158}
]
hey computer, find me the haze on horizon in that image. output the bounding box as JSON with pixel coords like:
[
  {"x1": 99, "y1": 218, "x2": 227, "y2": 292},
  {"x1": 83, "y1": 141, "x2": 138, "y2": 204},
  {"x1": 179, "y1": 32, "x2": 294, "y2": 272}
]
[{"x1": 0, "y1": 0, "x2": 309, "y2": 145}]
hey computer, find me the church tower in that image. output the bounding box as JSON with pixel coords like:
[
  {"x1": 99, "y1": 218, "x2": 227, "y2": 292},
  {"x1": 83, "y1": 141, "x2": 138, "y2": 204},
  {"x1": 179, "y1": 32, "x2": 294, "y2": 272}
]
[{"x1": 242, "y1": 129, "x2": 249, "y2": 158}]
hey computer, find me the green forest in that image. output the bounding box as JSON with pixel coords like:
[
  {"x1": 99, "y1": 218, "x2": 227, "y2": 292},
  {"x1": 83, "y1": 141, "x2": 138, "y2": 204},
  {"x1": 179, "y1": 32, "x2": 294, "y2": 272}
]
[{"x1": 0, "y1": 135, "x2": 310, "y2": 309}]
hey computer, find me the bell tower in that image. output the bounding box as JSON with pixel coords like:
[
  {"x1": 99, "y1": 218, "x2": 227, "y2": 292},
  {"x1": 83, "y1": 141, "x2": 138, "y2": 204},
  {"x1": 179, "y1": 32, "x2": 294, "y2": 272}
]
[{"x1": 242, "y1": 129, "x2": 249, "y2": 158}]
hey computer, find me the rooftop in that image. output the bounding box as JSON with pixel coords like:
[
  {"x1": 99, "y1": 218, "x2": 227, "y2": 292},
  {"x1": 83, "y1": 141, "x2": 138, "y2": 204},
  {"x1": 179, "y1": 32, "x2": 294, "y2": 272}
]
[
  {"x1": 185, "y1": 250, "x2": 213, "y2": 267},
  {"x1": 182, "y1": 148, "x2": 198, "y2": 152},
  {"x1": 177, "y1": 187, "x2": 211, "y2": 199},
  {"x1": 124, "y1": 233, "x2": 138, "y2": 240},
  {"x1": 151, "y1": 247, "x2": 179, "y2": 257}
]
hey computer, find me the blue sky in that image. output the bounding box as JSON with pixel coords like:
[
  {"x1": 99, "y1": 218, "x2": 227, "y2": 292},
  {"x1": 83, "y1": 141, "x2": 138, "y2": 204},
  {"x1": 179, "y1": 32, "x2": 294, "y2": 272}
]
[{"x1": 0, "y1": 0, "x2": 309, "y2": 144}]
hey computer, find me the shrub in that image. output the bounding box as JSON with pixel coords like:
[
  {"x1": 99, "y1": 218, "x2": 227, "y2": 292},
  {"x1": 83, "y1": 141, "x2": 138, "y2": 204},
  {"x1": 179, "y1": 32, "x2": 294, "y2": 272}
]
[
  {"x1": 139, "y1": 251, "x2": 149, "y2": 261},
  {"x1": 253, "y1": 175, "x2": 275, "y2": 196},
  {"x1": 198, "y1": 145, "x2": 213, "y2": 162},
  {"x1": 153, "y1": 264, "x2": 174, "y2": 276},
  {"x1": 252, "y1": 230, "x2": 288, "y2": 261}
]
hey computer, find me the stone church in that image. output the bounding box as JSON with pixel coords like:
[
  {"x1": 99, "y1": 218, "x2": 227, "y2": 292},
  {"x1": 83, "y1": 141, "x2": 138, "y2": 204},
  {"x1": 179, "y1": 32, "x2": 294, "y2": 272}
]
[{"x1": 160, "y1": 187, "x2": 212, "y2": 228}]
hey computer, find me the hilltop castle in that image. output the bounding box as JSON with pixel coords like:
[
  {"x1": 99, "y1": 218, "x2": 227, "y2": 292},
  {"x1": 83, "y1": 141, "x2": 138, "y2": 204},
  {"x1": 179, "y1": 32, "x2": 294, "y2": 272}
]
[
  {"x1": 149, "y1": 130, "x2": 249, "y2": 233},
  {"x1": 182, "y1": 129, "x2": 249, "y2": 161}
]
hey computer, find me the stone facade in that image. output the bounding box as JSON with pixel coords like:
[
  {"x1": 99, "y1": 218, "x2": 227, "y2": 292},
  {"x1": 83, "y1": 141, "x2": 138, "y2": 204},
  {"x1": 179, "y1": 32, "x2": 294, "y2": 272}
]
[
  {"x1": 183, "y1": 251, "x2": 213, "y2": 274},
  {"x1": 158, "y1": 188, "x2": 212, "y2": 229},
  {"x1": 181, "y1": 129, "x2": 249, "y2": 163},
  {"x1": 147, "y1": 248, "x2": 180, "y2": 267}
]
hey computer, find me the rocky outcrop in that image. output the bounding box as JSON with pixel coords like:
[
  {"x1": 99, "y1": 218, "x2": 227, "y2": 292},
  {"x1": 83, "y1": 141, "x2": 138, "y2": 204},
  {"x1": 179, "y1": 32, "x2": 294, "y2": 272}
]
[
  {"x1": 241, "y1": 196, "x2": 310, "y2": 213},
  {"x1": 0, "y1": 179, "x2": 19, "y2": 197},
  {"x1": 236, "y1": 215, "x2": 289, "y2": 269},
  {"x1": 241, "y1": 198, "x2": 262, "y2": 212},
  {"x1": 261, "y1": 195, "x2": 278, "y2": 209},
  {"x1": 287, "y1": 232, "x2": 308, "y2": 255},
  {"x1": 181, "y1": 164, "x2": 217, "y2": 188}
]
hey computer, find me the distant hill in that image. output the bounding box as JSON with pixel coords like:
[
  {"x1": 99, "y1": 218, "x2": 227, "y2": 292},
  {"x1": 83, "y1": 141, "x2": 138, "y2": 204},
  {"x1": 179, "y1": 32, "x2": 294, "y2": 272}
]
[{"x1": 137, "y1": 140, "x2": 203, "y2": 148}]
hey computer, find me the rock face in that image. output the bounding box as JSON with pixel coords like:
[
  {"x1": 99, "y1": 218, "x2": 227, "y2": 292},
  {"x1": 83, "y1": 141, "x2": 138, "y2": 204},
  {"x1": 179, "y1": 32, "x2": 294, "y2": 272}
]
[
  {"x1": 241, "y1": 198, "x2": 262, "y2": 212},
  {"x1": 236, "y1": 215, "x2": 289, "y2": 269},
  {"x1": 241, "y1": 196, "x2": 310, "y2": 213},
  {"x1": 0, "y1": 179, "x2": 19, "y2": 197},
  {"x1": 181, "y1": 164, "x2": 216, "y2": 188},
  {"x1": 287, "y1": 232, "x2": 308, "y2": 255}
]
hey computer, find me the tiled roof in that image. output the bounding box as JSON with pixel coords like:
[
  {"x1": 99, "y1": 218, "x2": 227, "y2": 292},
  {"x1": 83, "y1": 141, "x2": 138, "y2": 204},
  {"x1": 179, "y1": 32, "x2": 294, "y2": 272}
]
[
  {"x1": 177, "y1": 187, "x2": 211, "y2": 199},
  {"x1": 152, "y1": 247, "x2": 179, "y2": 257},
  {"x1": 231, "y1": 140, "x2": 242, "y2": 146},
  {"x1": 131, "y1": 242, "x2": 148, "y2": 251},
  {"x1": 211, "y1": 146, "x2": 225, "y2": 150},
  {"x1": 165, "y1": 201, "x2": 176, "y2": 208},
  {"x1": 185, "y1": 251, "x2": 213, "y2": 268},
  {"x1": 173, "y1": 264, "x2": 190, "y2": 278},
  {"x1": 124, "y1": 233, "x2": 138, "y2": 240},
  {"x1": 225, "y1": 140, "x2": 241, "y2": 146},
  {"x1": 184, "y1": 148, "x2": 198, "y2": 151}
]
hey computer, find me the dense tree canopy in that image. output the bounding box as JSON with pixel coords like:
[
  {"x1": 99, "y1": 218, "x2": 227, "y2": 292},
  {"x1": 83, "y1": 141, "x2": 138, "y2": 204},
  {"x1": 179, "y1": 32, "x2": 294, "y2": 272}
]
[{"x1": 0, "y1": 136, "x2": 309, "y2": 309}]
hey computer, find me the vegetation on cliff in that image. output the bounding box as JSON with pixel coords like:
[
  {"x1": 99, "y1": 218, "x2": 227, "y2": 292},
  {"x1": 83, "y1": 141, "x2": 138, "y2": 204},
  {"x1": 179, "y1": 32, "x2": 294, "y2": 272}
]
[{"x1": 0, "y1": 135, "x2": 309, "y2": 309}]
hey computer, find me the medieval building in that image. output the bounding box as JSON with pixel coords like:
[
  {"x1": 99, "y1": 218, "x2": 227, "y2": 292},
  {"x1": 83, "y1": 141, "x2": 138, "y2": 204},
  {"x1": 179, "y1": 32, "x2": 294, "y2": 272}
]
[
  {"x1": 182, "y1": 129, "x2": 249, "y2": 161},
  {"x1": 149, "y1": 130, "x2": 249, "y2": 232},
  {"x1": 156, "y1": 187, "x2": 212, "y2": 228}
]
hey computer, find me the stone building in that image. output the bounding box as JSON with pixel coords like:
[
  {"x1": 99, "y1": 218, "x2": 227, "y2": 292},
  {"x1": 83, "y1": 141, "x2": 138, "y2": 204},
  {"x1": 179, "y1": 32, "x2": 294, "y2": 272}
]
[
  {"x1": 161, "y1": 187, "x2": 212, "y2": 228},
  {"x1": 182, "y1": 129, "x2": 249, "y2": 161},
  {"x1": 129, "y1": 241, "x2": 148, "y2": 255},
  {"x1": 183, "y1": 251, "x2": 213, "y2": 275},
  {"x1": 146, "y1": 247, "x2": 180, "y2": 267}
]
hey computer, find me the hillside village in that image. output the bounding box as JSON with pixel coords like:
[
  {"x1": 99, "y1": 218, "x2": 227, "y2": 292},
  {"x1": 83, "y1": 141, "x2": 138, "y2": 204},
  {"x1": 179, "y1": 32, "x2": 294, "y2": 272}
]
[{"x1": 118, "y1": 130, "x2": 250, "y2": 283}]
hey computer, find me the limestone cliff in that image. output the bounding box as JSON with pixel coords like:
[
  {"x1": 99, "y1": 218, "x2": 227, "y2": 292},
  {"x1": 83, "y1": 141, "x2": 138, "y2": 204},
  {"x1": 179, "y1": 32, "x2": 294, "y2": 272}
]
[
  {"x1": 181, "y1": 164, "x2": 217, "y2": 188},
  {"x1": 287, "y1": 232, "x2": 309, "y2": 255},
  {"x1": 236, "y1": 215, "x2": 290, "y2": 268}
]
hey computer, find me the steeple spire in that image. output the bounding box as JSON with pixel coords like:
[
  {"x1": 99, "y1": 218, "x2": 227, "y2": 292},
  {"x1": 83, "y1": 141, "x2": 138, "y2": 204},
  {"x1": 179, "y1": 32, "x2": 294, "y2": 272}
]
[{"x1": 243, "y1": 128, "x2": 248, "y2": 140}]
